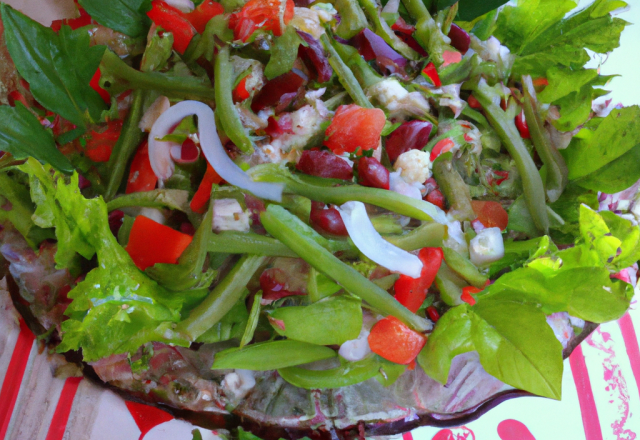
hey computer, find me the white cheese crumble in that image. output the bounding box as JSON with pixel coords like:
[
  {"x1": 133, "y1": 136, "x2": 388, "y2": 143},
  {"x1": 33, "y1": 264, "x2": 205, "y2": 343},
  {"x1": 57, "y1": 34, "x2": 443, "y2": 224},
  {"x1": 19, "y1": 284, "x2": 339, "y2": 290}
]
[
  {"x1": 212, "y1": 199, "x2": 250, "y2": 232},
  {"x1": 365, "y1": 78, "x2": 430, "y2": 121},
  {"x1": 222, "y1": 369, "x2": 256, "y2": 400}
]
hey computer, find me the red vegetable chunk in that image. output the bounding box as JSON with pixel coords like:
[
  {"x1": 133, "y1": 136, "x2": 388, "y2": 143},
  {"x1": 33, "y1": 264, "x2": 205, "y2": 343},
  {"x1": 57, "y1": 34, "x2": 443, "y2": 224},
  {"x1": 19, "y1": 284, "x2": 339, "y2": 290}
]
[
  {"x1": 368, "y1": 316, "x2": 427, "y2": 364},
  {"x1": 385, "y1": 120, "x2": 433, "y2": 163},
  {"x1": 310, "y1": 201, "x2": 348, "y2": 236},
  {"x1": 325, "y1": 104, "x2": 386, "y2": 155},
  {"x1": 125, "y1": 216, "x2": 193, "y2": 271},
  {"x1": 515, "y1": 110, "x2": 531, "y2": 139},
  {"x1": 184, "y1": 0, "x2": 224, "y2": 33},
  {"x1": 251, "y1": 69, "x2": 307, "y2": 113},
  {"x1": 229, "y1": 0, "x2": 294, "y2": 42},
  {"x1": 471, "y1": 200, "x2": 509, "y2": 231},
  {"x1": 84, "y1": 119, "x2": 123, "y2": 162},
  {"x1": 296, "y1": 150, "x2": 354, "y2": 180},
  {"x1": 358, "y1": 156, "x2": 389, "y2": 189},
  {"x1": 147, "y1": 0, "x2": 197, "y2": 54},
  {"x1": 190, "y1": 164, "x2": 223, "y2": 214},
  {"x1": 297, "y1": 31, "x2": 333, "y2": 83},
  {"x1": 447, "y1": 24, "x2": 470, "y2": 54},
  {"x1": 394, "y1": 247, "x2": 443, "y2": 313},
  {"x1": 126, "y1": 141, "x2": 158, "y2": 194}
]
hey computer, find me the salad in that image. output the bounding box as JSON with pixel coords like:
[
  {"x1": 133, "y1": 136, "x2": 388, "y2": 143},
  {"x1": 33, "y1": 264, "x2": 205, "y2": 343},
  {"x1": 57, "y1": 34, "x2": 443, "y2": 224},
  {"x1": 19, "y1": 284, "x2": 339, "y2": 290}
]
[{"x1": 0, "y1": 0, "x2": 638, "y2": 435}]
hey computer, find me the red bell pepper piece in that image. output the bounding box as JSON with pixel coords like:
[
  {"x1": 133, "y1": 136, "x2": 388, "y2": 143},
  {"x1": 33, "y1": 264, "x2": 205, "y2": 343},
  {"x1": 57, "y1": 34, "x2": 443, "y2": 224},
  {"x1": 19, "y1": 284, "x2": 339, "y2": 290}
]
[
  {"x1": 426, "y1": 189, "x2": 445, "y2": 209},
  {"x1": 471, "y1": 200, "x2": 509, "y2": 231},
  {"x1": 515, "y1": 110, "x2": 531, "y2": 139},
  {"x1": 190, "y1": 163, "x2": 223, "y2": 214},
  {"x1": 229, "y1": 0, "x2": 295, "y2": 42},
  {"x1": 421, "y1": 62, "x2": 441, "y2": 88},
  {"x1": 368, "y1": 316, "x2": 427, "y2": 365},
  {"x1": 232, "y1": 76, "x2": 251, "y2": 102},
  {"x1": 429, "y1": 138, "x2": 455, "y2": 162},
  {"x1": 467, "y1": 94, "x2": 482, "y2": 109},
  {"x1": 50, "y1": 4, "x2": 95, "y2": 31},
  {"x1": 125, "y1": 215, "x2": 193, "y2": 271},
  {"x1": 532, "y1": 78, "x2": 549, "y2": 87},
  {"x1": 394, "y1": 247, "x2": 444, "y2": 313},
  {"x1": 461, "y1": 286, "x2": 483, "y2": 306},
  {"x1": 147, "y1": 0, "x2": 197, "y2": 54},
  {"x1": 90, "y1": 69, "x2": 111, "y2": 104},
  {"x1": 324, "y1": 104, "x2": 386, "y2": 155},
  {"x1": 84, "y1": 119, "x2": 123, "y2": 162},
  {"x1": 126, "y1": 141, "x2": 158, "y2": 194},
  {"x1": 184, "y1": 0, "x2": 224, "y2": 33}
]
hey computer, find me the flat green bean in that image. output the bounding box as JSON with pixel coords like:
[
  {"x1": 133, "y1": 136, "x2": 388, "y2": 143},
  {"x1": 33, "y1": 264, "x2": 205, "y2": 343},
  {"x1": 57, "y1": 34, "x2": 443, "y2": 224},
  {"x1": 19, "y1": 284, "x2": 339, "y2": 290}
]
[
  {"x1": 240, "y1": 291, "x2": 262, "y2": 348},
  {"x1": 442, "y1": 246, "x2": 488, "y2": 288},
  {"x1": 432, "y1": 153, "x2": 475, "y2": 221}
]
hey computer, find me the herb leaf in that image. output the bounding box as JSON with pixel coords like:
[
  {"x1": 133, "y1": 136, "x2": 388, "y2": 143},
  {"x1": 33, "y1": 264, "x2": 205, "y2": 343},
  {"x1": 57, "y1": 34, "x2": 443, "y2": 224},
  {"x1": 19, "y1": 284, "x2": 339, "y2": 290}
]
[
  {"x1": 1, "y1": 5, "x2": 107, "y2": 130},
  {"x1": 78, "y1": 0, "x2": 152, "y2": 38},
  {"x1": 0, "y1": 103, "x2": 73, "y2": 173},
  {"x1": 456, "y1": 0, "x2": 509, "y2": 22},
  {"x1": 264, "y1": 26, "x2": 302, "y2": 80}
]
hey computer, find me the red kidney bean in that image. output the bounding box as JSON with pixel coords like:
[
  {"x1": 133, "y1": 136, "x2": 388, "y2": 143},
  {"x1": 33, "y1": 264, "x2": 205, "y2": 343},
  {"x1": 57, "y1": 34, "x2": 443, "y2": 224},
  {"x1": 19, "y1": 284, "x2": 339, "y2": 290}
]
[
  {"x1": 296, "y1": 150, "x2": 354, "y2": 180},
  {"x1": 385, "y1": 120, "x2": 433, "y2": 163},
  {"x1": 310, "y1": 201, "x2": 349, "y2": 236},
  {"x1": 358, "y1": 157, "x2": 390, "y2": 189}
]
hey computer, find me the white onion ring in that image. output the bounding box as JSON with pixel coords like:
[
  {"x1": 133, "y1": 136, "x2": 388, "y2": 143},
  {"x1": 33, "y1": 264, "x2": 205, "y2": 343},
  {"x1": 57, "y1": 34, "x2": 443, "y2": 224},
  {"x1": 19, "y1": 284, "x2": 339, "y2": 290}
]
[
  {"x1": 337, "y1": 201, "x2": 423, "y2": 278},
  {"x1": 164, "y1": 0, "x2": 195, "y2": 12},
  {"x1": 149, "y1": 101, "x2": 284, "y2": 201}
]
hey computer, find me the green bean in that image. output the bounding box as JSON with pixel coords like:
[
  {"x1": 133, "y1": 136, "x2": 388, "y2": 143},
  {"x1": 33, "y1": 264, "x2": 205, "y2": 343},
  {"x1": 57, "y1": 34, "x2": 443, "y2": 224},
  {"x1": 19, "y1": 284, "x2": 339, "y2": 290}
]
[
  {"x1": 250, "y1": 164, "x2": 448, "y2": 223},
  {"x1": 435, "y1": 261, "x2": 466, "y2": 306},
  {"x1": 442, "y1": 246, "x2": 488, "y2": 288},
  {"x1": 357, "y1": 0, "x2": 418, "y2": 60},
  {"x1": 307, "y1": 267, "x2": 343, "y2": 302},
  {"x1": 320, "y1": 34, "x2": 373, "y2": 109},
  {"x1": 100, "y1": 50, "x2": 216, "y2": 100},
  {"x1": 105, "y1": 89, "x2": 146, "y2": 200},
  {"x1": 470, "y1": 80, "x2": 549, "y2": 233},
  {"x1": 261, "y1": 205, "x2": 431, "y2": 332},
  {"x1": 176, "y1": 255, "x2": 266, "y2": 340},
  {"x1": 400, "y1": 0, "x2": 452, "y2": 66},
  {"x1": 330, "y1": 40, "x2": 382, "y2": 90},
  {"x1": 334, "y1": 0, "x2": 368, "y2": 40},
  {"x1": 106, "y1": 189, "x2": 190, "y2": 212},
  {"x1": 432, "y1": 153, "x2": 475, "y2": 221},
  {"x1": 383, "y1": 222, "x2": 445, "y2": 251},
  {"x1": 372, "y1": 274, "x2": 399, "y2": 290},
  {"x1": 324, "y1": 91, "x2": 350, "y2": 110},
  {"x1": 522, "y1": 75, "x2": 568, "y2": 203},
  {"x1": 211, "y1": 340, "x2": 337, "y2": 370},
  {"x1": 278, "y1": 357, "x2": 380, "y2": 389},
  {"x1": 240, "y1": 291, "x2": 262, "y2": 348},
  {"x1": 215, "y1": 45, "x2": 254, "y2": 154}
]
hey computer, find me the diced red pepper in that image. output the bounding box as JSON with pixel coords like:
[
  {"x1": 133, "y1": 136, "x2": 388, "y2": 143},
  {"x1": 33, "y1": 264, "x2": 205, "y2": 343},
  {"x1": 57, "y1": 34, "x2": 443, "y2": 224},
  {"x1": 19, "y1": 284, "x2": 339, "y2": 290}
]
[
  {"x1": 394, "y1": 247, "x2": 444, "y2": 313},
  {"x1": 125, "y1": 215, "x2": 193, "y2": 271},
  {"x1": 84, "y1": 119, "x2": 123, "y2": 162},
  {"x1": 515, "y1": 110, "x2": 531, "y2": 139},
  {"x1": 426, "y1": 306, "x2": 440, "y2": 322},
  {"x1": 429, "y1": 138, "x2": 455, "y2": 162},
  {"x1": 487, "y1": 170, "x2": 509, "y2": 187},
  {"x1": 126, "y1": 141, "x2": 158, "y2": 194},
  {"x1": 90, "y1": 69, "x2": 111, "y2": 104},
  {"x1": 324, "y1": 104, "x2": 386, "y2": 155},
  {"x1": 229, "y1": 0, "x2": 294, "y2": 42},
  {"x1": 442, "y1": 50, "x2": 462, "y2": 67},
  {"x1": 467, "y1": 94, "x2": 482, "y2": 109},
  {"x1": 426, "y1": 189, "x2": 445, "y2": 209},
  {"x1": 50, "y1": 4, "x2": 95, "y2": 31},
  {"x1": 368, "y1": 316, "x2": 427, "y2": 365},
  {"x1": 184, "y1": 0, "x2": 224, "y2": 33},
  {"x1": 461, "y1": 286, "x2": 482, "y2": 306},
  {"x1": 532, "y1": 78, "x2": 549, "y2": 87},
  {"x1": 421, "y1": 62, "x2": 441, "y2": 88},
  {"x1": 7, "y1": 91, "x2": 29, "y2": 108},
  {"x1": 391, "y1": 17, "x2": 415, "y2": 35},
  {"x1": 190, "y1": 163, "x2": 223, "y2": 214},
  {"x1": 147, "y1": 0, "x2": 197, "y2": 54},
  {"x1": 471, "y1": 200, "x2": 509, "y2": 231},
  {"x1": 232, "y1": 76, "x2": 251, "y2": 102}
]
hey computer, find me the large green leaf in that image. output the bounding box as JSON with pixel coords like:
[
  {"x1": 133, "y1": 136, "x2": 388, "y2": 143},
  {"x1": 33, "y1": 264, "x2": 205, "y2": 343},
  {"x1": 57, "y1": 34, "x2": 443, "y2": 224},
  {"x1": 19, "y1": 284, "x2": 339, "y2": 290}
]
[{"x1": 78, "y1": 0, "x2": 151, "y2": 38}]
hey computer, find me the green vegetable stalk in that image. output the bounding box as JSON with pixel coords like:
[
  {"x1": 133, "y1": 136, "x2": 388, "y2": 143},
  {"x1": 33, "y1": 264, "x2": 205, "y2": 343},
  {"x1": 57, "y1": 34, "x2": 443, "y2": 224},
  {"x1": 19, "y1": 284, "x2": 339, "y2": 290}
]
[
  {"x1": 334, "y1": 0, "x2": 368, "y2": 40},
  {"x1": 261, "y1": 205, "x2": 431, "y2": 332},
  {"x1": 432, "y1": 153, "x2": 475, "y2": 221},
  {"x1": 469, "y1": 79, "x2": 549, "y2": 233},
  {"x1": 442, "y1": 246, "x2": 488, "y2": 288},
  {"x1": 400, "y1": 0, "x2": 453, "y2": 66},
  {"x1": 522, "y1": 75, "x2": 568, "y2": 203}
]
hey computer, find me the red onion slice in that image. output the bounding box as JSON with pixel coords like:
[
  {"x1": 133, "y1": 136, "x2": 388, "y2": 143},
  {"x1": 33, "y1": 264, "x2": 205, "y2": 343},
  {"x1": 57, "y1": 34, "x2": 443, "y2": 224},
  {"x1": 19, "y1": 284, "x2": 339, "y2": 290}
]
[
  {"x1": 337, "y1": 201, "x2": 423, "y2": 278},
  {"x1": 149, "y1": 101, "x2": 284, "y2": 201}
]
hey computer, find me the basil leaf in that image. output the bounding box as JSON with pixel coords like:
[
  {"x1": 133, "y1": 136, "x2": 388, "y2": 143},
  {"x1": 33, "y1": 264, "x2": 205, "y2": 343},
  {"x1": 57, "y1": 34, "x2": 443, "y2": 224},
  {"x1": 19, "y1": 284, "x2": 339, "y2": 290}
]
[
  {"x1": 419, "y1": 300, "x2": 563, "y2": 400},
  {"x1": 264, "y1": 26, "x2": 302, "y2": 80},
  {"x1": 1, "y1": 5, "x2": 107, "y2": 130},
  {"x1": 563, "y1": 106, "x2": 640, "y2": 193},
  {"x1": 456, "y1": 0, "x2": 509, "y2": 22},
  {"x1": 0, "y1": 103, "x2": 73, "y2": 173},
  {"x1": 78, "y1": 0, "x2": 152, "y2": 38}
]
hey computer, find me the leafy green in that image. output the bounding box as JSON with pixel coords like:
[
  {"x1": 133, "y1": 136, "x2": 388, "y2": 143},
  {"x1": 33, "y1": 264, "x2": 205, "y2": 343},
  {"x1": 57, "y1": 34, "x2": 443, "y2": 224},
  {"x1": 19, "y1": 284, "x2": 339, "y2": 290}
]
[
  {"x1": 419, "y1": 299, "x2": 563, "y2": 399},
  {"x1": 563, "y1": 106, "x2": 640, "y2": 193},
  {"x1": 1, "y1": 5, "x2": 107, "y2": 131},
  {"x1": 456, "y1": 0, "x2": 509, "y2": 22},
  {"x1": 78, "y1": 0, "x2": 152, "y2": 38},
  {"x1": 195, "y1": 296, "x2": 249, "y2": 343},
  {"x1": 264, "y1": 26, "x2": 302, "y2": 80},
  {"x1": 0, "y1": 104, "x2": 74, "y2": 173},
  {"x1": 335, "y1": 0, "x2": 368, "y2": 40}
]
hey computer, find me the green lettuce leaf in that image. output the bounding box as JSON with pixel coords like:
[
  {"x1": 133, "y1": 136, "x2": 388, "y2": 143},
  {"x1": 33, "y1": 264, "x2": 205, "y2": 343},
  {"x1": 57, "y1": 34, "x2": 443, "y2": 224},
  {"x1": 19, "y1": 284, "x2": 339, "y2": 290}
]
[
  {"x1": 1, "y1": 5, "x2": 107, "y2": 131},
  {"x1": 78, "y1": 0, "x2": 152, "y2": 38},
  {"x1": 419, "y1": 300, "x2": 563, "y2": 399},
  {"x1": 264, "y1": 26, "x2": 302, "y2": 80},
  {"x1": 563, "y1": 106, "x2": 640, "y2": 193},
  {"x1": 0, "y1": 103, "x2": 74, "y2": 173}
]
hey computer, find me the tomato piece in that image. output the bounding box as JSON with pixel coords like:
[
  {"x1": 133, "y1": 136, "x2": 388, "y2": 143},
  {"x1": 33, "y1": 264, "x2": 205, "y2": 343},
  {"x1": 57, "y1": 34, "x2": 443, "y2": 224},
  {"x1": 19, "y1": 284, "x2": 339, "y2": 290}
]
[
  {"x1": 232, "y1": 76, "x2": 251, "y2": 102},
  {"x1": 368, "y1": 316, "x2": 427, "y2": 365},
  {"x1": 442, "y1": 50, "x2": 462, "y2": 67},
  {"x1": 126, "y1": 141, "x2": 158, "y2": 194},
  {"x1": 394, "y1": 247, "x2": 444, "y2": 313},
  {"x1": 357, "y1": 157, "x2": 389, "y2": 189},
  {"x1": 515, "y1": 110, "x2": 531, "y2": 139},
  {"x1": 147, "y1": 0, "x2": 197, "y2": 54},
  {"x1": 190, "y1": 163, "x2": 223, "y2": 214},
  {"x1": 324, "y1": 104, "x2": 386, "y2": 155},
  {"x1": 429, "y1": 138, "x2": 455, "y2": 162},
  {"x1": 230, "y1": 0, "x2": 294, "y2": 42},
  {"x1": 296, "y1": 150, "x2": 354, "y2": 180},
  {"x1": 421, "y1": 62, "x2": 441, "y2": 88},
  {"x1": 125, "y1": 216, "x2": 193, "y2": 271},
  {"x1": 184, "y1": 0, "x2": 224, "y2": 33},
  {"x1": 426, "y1": 189, "x2": 445, "y2": 209},
  {"x1": 90, "y1": 69, "x2": 111, "y2": 104},
  {"x1": 84, "y1": 119, "x2": 123, "y2": 162},
  {"x1": 471, "y1": 200, "x2": 509, "y2": 231}
]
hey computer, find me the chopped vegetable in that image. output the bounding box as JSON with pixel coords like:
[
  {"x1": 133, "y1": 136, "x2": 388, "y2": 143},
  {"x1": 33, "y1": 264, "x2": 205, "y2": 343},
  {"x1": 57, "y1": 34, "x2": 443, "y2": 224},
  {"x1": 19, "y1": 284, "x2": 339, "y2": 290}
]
[
  {"x1": 368, "y1": 316, "x2": 427, "y2": 364},
  {"x1": 125, "y1": 215, "x2": 193, "y2": 270}
]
